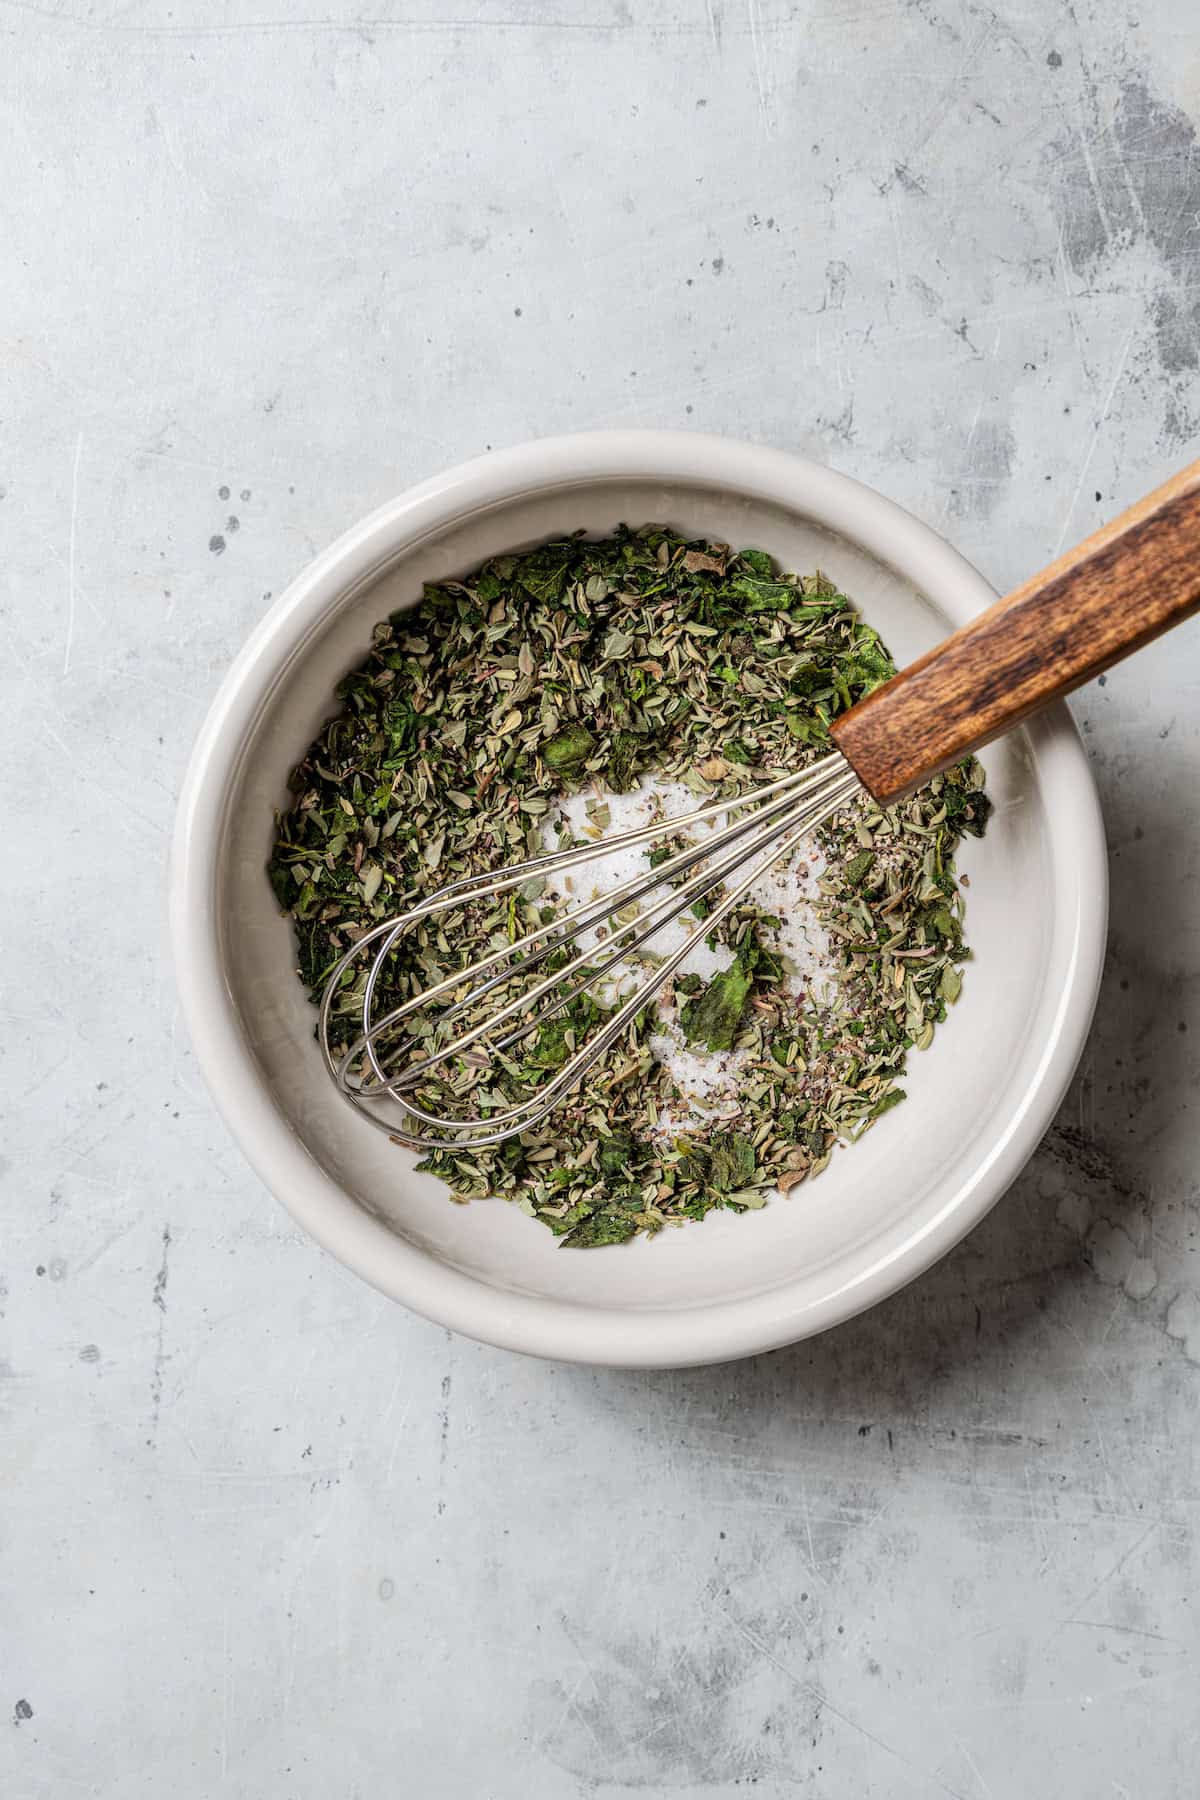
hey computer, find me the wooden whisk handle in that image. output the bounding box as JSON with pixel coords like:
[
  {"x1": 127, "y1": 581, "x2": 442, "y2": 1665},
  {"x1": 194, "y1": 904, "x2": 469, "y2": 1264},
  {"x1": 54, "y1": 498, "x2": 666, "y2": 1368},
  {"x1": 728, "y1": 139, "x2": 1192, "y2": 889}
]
[{"x1": 831, "y1": 459, "x2": 1200, "y2": 805}]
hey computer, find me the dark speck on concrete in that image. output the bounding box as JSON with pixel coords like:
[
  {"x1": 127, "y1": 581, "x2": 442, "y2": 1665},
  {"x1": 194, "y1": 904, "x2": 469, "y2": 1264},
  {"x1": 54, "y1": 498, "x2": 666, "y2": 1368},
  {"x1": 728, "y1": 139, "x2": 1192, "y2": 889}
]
[
  {"x1": 1095, "y1": 491, "x2": 1102, "y2": 502},
  {"x1": 226, "y1": 515, "x2": 240, "y2": 533},
  {"x1": 891, "y1": 162, "x2": 927, "y2": 195},
  {"x1": 1047, "y1": 48, "x2": 1062, "y2": 67},
  {"x1": 711, "y1": 254, "x2": 725, "y2": 275},
  {"x1": 79, "y1": 1344, "x2": 101, "y2": 1363},
  {"x1": 209, "y1": 534, "x2": 226, "y2": 555},
  {"x1": 240, "y1": 488, "x2": 251, "y2": 502},
  {"x1": 218, "y1": 485, "x2": 230, "y2": 500},
  {"x1": 14, "y1": 1700, "x2": 33, "y2": 1723},
  {"x1": 35, "y1": 1265, "x2": 45, "y2": 1277},
  {"x1": 514, "y1": 307, "x2": 522, "y2": 317}
]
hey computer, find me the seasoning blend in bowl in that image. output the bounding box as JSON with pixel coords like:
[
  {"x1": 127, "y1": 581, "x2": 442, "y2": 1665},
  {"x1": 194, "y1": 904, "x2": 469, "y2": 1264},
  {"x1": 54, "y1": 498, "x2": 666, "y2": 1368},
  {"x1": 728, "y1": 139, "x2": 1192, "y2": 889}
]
[{"x1": 271, "y1": 529, "x2": 990, "y2": 1248}]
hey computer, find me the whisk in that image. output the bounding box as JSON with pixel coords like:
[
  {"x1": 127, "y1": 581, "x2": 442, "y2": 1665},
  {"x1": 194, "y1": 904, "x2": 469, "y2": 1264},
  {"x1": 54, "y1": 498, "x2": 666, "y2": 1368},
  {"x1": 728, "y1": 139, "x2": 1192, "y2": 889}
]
[{"x1": 320, "y1": 459, "x2": 1200, "y2": 1149}]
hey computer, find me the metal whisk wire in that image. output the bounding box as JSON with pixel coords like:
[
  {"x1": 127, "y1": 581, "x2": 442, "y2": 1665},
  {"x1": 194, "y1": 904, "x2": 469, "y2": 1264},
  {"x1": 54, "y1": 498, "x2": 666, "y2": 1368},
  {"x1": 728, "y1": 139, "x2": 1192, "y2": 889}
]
[{"x1": 318, "y1": 749, "x2": 862, "y2": 1149}]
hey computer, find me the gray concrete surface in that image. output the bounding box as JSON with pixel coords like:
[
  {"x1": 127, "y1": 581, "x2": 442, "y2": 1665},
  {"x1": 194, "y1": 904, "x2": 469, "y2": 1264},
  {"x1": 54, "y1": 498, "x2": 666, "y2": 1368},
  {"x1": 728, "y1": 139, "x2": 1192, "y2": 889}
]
[{"x1": 4, "y1": 3, "x2": 1200, "y2": 1795}]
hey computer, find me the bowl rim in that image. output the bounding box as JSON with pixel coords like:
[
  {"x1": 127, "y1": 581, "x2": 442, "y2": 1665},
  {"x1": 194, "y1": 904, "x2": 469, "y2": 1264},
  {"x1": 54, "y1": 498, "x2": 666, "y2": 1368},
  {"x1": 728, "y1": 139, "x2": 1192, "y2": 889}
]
[{"x1": 170, "y1": 430, "x2": 1107, "y2": 1367}]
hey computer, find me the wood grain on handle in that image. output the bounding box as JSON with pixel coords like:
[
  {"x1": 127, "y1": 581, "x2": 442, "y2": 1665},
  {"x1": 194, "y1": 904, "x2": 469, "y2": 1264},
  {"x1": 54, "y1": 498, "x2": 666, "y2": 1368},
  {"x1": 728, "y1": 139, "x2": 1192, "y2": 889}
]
[{"x1": 830, "y1": 459, "x2": 1200, "y2": 806}]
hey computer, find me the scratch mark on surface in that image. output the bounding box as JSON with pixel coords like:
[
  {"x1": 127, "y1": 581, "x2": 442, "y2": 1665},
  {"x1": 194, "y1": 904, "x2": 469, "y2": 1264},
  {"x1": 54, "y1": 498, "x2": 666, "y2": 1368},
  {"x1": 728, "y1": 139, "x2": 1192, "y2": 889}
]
[
  {"x1": 384, "y1": 1397, "x2": 413, "y2": 1487},
  {"x1": 796, "y1": 1458, "x2": 823, "y2": 1583},
  {"x1": 952, "y1": 1732, "x2": 995, "y2": 1799},
  {"x1": 886, "y1": 182, "x2": 907, "y2": 288},
  {"x1": 1024, "y1": 1464, "x2": 1050, "y2": 1571},
  {"x1": 1075, "y1": 125, "x2": 1116, "y2": 256},
  {"x1": 745, "y1": 0, "x2": 771, "y2": 133},
  {"x1": 1055, "y1": 1522, "x2": 1160, "y2": 1632},
  {"x1": 1053, "y1": 320, "x2": 1136, "y2": 552},
  {"x1": 376, "y1": 1369, "x2": 403, "y2": 1436},
  {"x1": 436, "y1": 1372, "x2": 451, "y2": 1514},
  {"x1": 73, "y1": 1219, "x2": 138, "y2": 1274},
  {"x1": 220, "y1": 1598, "x2": 231, "y2": 1778},
  {"x1": 153, "y1": 1223, "x2": 171, "y2": 1312},
  {"x1": 1093, "y1": 1420, "x2": 1131, "y2": 1520},
  {"x1": 148, "y1": 1224, "x2": 171, "y2": 1446},
  {"x1": 1111, "y1": 133, "x2": 1149, "y2": 243},
  {"x1": 63, "y1": 429, "x2": 83, "y2": 676},
  {"x1": 280, "y1": 1600, "x2": 299, "y2": 1722},
  {"x1": 1064, "y1": 1619, "x2": 1181, "y2": 1644},
  {"x1": 961, "y1": 393, "x2": 987, "y2": 467},
  {"x1": 0, "y1": 2, "x2": 648, "y2": 34}
]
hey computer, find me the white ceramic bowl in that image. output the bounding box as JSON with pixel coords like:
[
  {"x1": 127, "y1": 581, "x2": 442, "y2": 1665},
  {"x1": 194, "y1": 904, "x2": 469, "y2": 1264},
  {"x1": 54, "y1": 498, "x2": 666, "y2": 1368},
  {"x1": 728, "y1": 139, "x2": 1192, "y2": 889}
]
[{"x1": 171, "y1": 432, "x2": 1107, "y2": 1367}]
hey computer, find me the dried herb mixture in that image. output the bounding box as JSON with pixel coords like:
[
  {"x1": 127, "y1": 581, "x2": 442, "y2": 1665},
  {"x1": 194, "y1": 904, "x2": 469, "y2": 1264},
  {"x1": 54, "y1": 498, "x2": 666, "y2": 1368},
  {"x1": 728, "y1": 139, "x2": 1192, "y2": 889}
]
[{"x1": 269, "y1": 527, "x2": 989, "y2": 1248}]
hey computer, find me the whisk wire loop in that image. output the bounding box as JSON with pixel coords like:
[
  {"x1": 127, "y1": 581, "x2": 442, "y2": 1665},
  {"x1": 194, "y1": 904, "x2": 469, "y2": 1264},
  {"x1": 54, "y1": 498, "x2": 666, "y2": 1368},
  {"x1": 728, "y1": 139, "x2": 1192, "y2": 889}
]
[{"x1": 318, "y1": 750, "x2": 861, "y2": 1150}]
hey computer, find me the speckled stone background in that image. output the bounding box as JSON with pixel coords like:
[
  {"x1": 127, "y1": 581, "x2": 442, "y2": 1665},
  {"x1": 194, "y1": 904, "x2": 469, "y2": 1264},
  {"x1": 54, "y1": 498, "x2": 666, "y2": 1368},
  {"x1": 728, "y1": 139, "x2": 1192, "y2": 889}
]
[{"x1": 4, "y1": 3, "x2": 1200, "y2": 1795}]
